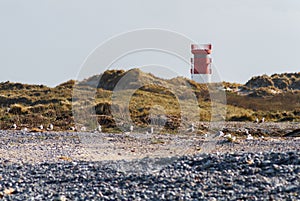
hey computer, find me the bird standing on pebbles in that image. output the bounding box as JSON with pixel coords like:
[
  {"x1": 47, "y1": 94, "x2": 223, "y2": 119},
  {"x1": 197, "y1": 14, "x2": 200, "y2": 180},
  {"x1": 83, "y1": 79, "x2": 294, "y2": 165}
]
[
  {"x1": 259, "y1": 117, "x2": 265, "y2": 123},
  {"x1": 130, "y1": 125, "x2": 134, "y2": 133},
  {"x1": 218, "y1": 131, "x2": 224, "y2": 137},
  {"x1": 6, "y1": 108, "x2": 11, "y2": 113},
  {"x1": 147, "y1": 127, "x2": 154, "y2": 134},
  {"x1": 38, "y1": 124, "x2": 43, "y2": 130},
  {"x1": 81, "y1": 126, "x2": 87, "y2": 132},
  {"x1": 224, "y1": 133, "x2": 236, "y2": 142},
  {"x1": 11, "y1": 123, "x2": 17, "y2": 130},
  {"x1": 47, "y1": 124, "x2": 54, "y2": 131},
  {"x1": 224, "y1": 133, "x2": 232, "y2": 138},
  {"x1": 187, "y1": 123, "x2": 195, "y2": 132},
  {"x1": 246, "y1": 134, "x2": 254, "y2": 140},
  {"x1": 97, "y1": 125, "x2": 102, "y2": 132},
  {"x1": 69, "y1": 126, "x2": 76, "y2": 131}
]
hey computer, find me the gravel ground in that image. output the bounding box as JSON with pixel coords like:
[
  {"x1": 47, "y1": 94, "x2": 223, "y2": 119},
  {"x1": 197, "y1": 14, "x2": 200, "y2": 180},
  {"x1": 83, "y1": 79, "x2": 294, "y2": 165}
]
[
  {"x1": 0, "y1": 152, "x2": 300, "y2": 200},
  {"x1": 0, "y1": 122, "x2": 299, "y2": 200}
]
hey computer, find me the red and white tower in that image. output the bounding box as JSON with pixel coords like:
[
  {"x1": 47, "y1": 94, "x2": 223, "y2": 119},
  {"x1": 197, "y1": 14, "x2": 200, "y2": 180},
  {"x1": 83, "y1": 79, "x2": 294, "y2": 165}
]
[{"x1": 191, "y1": 44, "x2": 212, "y2": 83}]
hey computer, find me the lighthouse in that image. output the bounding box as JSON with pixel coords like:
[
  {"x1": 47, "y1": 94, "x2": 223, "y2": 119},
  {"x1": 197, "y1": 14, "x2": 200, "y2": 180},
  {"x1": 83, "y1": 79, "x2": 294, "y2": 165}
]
[{"x1": 191, "y1": 44, "x2": 212, "y2": 83}]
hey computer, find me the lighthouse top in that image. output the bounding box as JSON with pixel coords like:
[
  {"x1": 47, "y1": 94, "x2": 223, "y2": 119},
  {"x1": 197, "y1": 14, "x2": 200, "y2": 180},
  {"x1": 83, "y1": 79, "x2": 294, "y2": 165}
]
[{"x1": 191, "y1": 44, "x2": 212, "y2": 54}]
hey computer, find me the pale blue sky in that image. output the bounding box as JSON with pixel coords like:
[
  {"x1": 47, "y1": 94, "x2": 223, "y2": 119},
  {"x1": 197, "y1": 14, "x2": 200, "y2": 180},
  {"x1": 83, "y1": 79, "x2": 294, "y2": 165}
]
[{"x1": 0, "y1": 0, "x2": 299, "y2": 86}]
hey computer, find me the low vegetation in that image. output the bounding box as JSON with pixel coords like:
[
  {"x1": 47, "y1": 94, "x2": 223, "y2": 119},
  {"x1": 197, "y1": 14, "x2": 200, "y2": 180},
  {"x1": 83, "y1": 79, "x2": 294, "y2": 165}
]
[{"x1": 0, "y1": 69, "x2": 299, "y2": 131}]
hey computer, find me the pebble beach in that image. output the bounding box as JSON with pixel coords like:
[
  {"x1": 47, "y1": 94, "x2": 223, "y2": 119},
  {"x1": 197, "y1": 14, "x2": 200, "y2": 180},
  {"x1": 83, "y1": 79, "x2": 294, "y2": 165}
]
[{"x1": 0, "y1": 122, "x2": 299, "y2": 200}]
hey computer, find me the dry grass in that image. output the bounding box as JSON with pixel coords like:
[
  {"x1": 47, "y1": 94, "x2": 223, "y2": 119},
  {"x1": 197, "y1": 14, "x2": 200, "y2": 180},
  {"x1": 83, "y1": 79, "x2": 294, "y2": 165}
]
[{"x1": 0, "y1": 69, "x2": 299, "y2": 131}]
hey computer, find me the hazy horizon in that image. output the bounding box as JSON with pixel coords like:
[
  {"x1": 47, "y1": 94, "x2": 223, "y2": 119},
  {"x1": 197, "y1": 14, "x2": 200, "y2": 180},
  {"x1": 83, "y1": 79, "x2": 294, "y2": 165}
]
[{"x1": 1, "y1": 0, "x2": 299, "y2": 87}]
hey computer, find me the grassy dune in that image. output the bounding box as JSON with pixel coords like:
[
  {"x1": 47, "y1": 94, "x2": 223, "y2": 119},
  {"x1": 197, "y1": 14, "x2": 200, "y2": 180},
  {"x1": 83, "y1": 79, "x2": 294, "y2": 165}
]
[{"x1": 0, "y1": 69, "x2": 299, "y2": 131}]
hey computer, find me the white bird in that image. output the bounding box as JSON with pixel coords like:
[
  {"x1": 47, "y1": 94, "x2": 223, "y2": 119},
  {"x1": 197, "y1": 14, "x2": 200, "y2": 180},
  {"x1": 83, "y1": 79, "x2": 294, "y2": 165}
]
[
  {"x1": 218, "y1": 131, "x2": 224, "y2": 137},
  {"x1": 245, "y1": 129, "x2": 249, "y2": 135},
  {"x1": 97, "y1": 125, "x2": 102, "y2": 132},
  {"x1": 187, "y1": 123, "x2": 195, "y2": 132},
  {"x1": 223, "y1": 133, "x2": 237, "y2": 142},
  {"x1": 149, "y1": 127, "x2": 154, "y2": 134},
  {"x1": 38, "y1": 124, "x2": 43, "y2": 130},
  {"x1": 246, "y1": 134, "x2": 254, "y2": 140},
  {"x1": 47, "y1": 124, "x2": 53, "y2": 131},
  {"x1": 69, "y1": 126, "x2": 76, "y2": 131},
  {"x1": 227, "y1": 135, "x2": 236, "y2": 142},
  {"x1": 190, "y1": 126, "x2": 195, "y2": 132},
  {"x1": 224, "y1": 133, "x2": 232, "y2": 138},
  {"x1": 81, "y1": 126, "x2": 87, "y2": 131},
  {"x1": 261, "y1": 117, "x2": 265, "y2": 123},
  {"x1": 130, "y1": 125, "x2": 134, "y2": 133},
  {"x1": 255, "y1": 117, "x2": 259, "y2": 123},
  {"x1": 11, "y1": 123, "x2": 17, "y2": 130},
  {"x1": 204, "y1": 133, "x2": 208, "y2": 138}
]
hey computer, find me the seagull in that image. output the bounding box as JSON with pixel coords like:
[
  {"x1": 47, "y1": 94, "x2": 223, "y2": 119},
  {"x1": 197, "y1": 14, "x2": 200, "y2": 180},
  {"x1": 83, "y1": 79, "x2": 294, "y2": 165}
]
[
  {"x1": 255, "y1": 117, "x2": 259, "y2": 123},
  {"x1": 97, "y1": 125, "x2": 102, "y2": 132},
  {"x1": 38, "y1": 124, "x2": 43, "y2": 130},
  {"x1": 227, "y1": 135, "x2": 236, "y2": 142},
  {"x1": 245, "y1": 129, "x2": 249, "y2": 135},
  {"x1": 217, "y1": 130, "x2": 224, "y2": 137},
  {"x1": 47, "y1": 124, "x2": 54, "y2": 131},
  {"x1": 224, "y1": 133, "x2": 232, "y2": 138},
  {"x1": 259, "y1": 117, "x2": 265, "y2": 123},
  {"x1": 187, "y1": 123, "x2": 195, "y2": 132},
  {"x1": 130, "y1": 125, "x2": 134, "y2": 133},
  {"x1": 246, "y1": 134, "x2": 254, "y2": 140},
  {"x1": 11, "y1": 123, "x2": 17, "y2": 130},
  {"x1": 149, "y1": 127, "x2": 154, "y2": 134},
  {"x1": 69, "y1": 126, "x2": 76, "y2": 131},
  {"x1": 223, "y1": 133, "x2": 237, "y2": 142}
]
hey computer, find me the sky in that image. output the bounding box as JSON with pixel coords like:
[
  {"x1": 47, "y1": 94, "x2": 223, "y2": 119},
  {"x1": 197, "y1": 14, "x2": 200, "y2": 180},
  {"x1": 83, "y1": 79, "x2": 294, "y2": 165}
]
[{"x1": 0, "y1": 0, "x2": 299, "y2": 87}]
